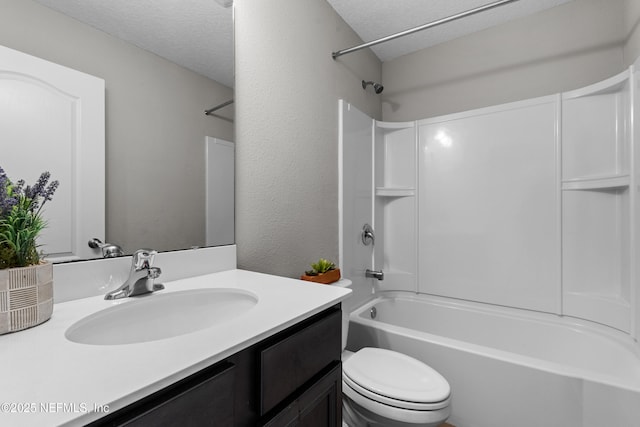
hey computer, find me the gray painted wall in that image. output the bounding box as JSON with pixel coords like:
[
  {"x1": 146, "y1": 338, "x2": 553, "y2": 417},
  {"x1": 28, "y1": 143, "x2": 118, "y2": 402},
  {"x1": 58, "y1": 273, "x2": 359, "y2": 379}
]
[
  {"x1": 0, "y1": 0, "x2": 233, "y2": 255},
  {"x1": 382, "y1": 0, "x2": 632, "y2": 121},
  {"x1": 234, "y1": 0, "x2": 382, "y2": 278},
  {"x1": 624, "y1": 0, "x2": 640, "y2": 63}
]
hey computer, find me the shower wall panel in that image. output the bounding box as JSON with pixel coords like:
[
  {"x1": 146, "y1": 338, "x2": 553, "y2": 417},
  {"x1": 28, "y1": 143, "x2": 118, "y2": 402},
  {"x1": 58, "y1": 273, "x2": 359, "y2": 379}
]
[
  {"x1": 561, "y1": 70, "x2": 633, "y2": 333},
  {"x1": 339, "y1": 100, "x2": 375, "y2": 309},
  {"x1": 417, "y1": 97, "x2": 561, "y2": 313},
  {"x1": 374, "y1": 122, "x2": 417, "y2": 293}
]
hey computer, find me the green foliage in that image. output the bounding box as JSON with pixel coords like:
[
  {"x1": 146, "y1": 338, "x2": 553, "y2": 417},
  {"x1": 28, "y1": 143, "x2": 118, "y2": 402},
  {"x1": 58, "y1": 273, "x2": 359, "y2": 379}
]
[
  {"x1": 0, "y1": 196, "x2": 45, "y2": 268},
  {"x1": 0, "y1": 167, "x2": 58, "y2": 269},
  {"x1": 305, "y1": 258, "x2": 336, "y2": 276}
]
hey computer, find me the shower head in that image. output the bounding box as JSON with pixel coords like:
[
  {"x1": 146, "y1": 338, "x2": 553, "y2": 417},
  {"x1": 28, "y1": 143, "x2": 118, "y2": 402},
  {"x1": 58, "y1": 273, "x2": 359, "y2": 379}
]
[{"x1": 362, "y1": 80, "x2": 384, "y2": 94}]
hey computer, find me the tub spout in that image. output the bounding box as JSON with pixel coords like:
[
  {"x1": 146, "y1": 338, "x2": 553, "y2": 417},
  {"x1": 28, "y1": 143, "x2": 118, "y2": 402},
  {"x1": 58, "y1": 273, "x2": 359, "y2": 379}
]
[{"x1": 366, "y1": 269, "x2": 384, "y2": 281}]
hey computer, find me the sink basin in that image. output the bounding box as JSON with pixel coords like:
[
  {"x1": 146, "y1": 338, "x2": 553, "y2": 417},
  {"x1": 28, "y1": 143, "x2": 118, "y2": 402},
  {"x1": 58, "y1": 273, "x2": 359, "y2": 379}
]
[{"x1": 65, "y1": 288, "x2": 258, "y2": 345}]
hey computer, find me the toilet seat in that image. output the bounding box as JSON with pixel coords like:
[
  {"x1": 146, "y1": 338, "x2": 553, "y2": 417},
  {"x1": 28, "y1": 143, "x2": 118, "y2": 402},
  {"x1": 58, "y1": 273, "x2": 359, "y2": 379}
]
[{"x1": 342, "y1": 347, "x2": 451, "y2": 411}]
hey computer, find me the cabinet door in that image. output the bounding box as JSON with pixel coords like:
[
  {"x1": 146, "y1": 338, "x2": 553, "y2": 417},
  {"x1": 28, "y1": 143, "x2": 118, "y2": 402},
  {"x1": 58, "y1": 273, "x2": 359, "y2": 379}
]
[
  {"x1": 262, "y1": 363, "x2": 342, "y2": 427},
  {"x1": 297, "y1": 363, "x2": 341, "y2": 427},
  {"x1": 260, "y1": 308, "x2": 341, "y2": 415},
  {"x1": 262, "y1": 402, "x2": 299, "y2": 427}
]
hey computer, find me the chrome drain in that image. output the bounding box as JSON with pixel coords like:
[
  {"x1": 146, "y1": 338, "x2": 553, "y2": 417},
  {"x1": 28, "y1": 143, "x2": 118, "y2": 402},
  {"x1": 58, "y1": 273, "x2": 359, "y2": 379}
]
[{"x1": 370, "y1": 307, "x2": 377, "y2": 319}]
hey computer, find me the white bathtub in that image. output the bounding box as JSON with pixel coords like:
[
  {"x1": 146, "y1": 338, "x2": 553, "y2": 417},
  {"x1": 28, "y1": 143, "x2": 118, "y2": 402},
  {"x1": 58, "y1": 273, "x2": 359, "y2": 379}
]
[{"x1": 346, "y1": 292, "x2": 640, "y2": 427}]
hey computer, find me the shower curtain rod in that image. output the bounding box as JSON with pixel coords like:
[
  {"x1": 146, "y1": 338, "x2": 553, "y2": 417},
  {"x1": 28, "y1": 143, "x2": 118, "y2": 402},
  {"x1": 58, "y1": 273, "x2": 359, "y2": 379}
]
[
  {"x1": 205, "y1": 99, "x2": 234, "y2": 116},
  {"x1": 332, "y1": 0, "x2": 520, "y2": 59}
]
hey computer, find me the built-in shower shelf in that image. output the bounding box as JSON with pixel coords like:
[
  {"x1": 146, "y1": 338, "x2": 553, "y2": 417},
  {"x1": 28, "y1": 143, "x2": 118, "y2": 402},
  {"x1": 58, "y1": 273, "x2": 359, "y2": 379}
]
[
  {"x1": 375, "y1": 120, "x2": 414, "y2": 130},
  {"x1": 564, "y1": 290, "x2": 632, "y2": 307},
  {"x1": 562, "y1": 175, "x2": 629, "y2": 191},
  {"x1": 562, "y1": 69, "x2": 630, "y2": 100},
  {"x1": 376, "y1": 187, "x2": 416, "y2": 197}
]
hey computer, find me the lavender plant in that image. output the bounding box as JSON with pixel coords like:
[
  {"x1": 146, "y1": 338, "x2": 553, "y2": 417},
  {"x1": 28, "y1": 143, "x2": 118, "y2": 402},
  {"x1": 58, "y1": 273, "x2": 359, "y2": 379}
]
[{"x1": 0, "y1": 166, "x2": 59, "y2": 269}]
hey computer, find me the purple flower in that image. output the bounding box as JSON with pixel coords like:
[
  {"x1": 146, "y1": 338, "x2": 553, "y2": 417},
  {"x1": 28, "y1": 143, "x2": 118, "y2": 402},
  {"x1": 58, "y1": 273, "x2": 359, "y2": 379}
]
[
  {"x1": 0, "y1": 167, "x2": 59, "y2": 217},
  {"x1": 0, "y1": 166, "x2": 16, "y2": 217},
  {"x1": 44, "y1": 180, "x2": 59, "y2": 202},
  {"x1": 0, "y1": 198, "x2": 16, "y2": 216},
  {"x1": 12, "y1": 179, "x2": 24, "y2": 195},
  {"x1": 0, "y1": 166, "x2": 59, "y2": 268},
  {"x1": 25, "y1": 171, "x2": 51, "y2": 200},
  {"x1": 0, "y1": 166, "x2": 7, "y2": 197}
]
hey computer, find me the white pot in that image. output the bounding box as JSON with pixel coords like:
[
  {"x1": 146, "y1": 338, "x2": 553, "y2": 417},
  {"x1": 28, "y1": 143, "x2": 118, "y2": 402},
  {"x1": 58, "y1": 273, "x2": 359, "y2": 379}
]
[{"x1": 0, "y1": 262, "x2": 53, "y2": 334}]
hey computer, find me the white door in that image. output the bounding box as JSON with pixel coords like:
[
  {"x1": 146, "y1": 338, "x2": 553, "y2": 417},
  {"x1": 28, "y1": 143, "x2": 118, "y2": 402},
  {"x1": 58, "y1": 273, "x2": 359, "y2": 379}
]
[
  {"x1": 206, "y1": 137, "x2": 235, "y2": 246},
  {"x1": 0, "y1": 45, "x2": 105, "y2": 262}
]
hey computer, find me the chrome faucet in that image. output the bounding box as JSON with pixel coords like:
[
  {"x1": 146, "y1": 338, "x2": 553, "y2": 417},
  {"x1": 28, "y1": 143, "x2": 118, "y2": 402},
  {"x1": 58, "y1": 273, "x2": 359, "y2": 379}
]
[
  {"x1": 105, "y1": 249, "x2": 164, "y2": 300},
  {"x1": 88, "y1": 238, "x2": 124, "y2": 258}
]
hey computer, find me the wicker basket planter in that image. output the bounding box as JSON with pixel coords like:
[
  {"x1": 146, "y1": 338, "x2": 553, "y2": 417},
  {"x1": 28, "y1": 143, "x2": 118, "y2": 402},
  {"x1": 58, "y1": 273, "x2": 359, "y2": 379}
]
[{"x1": 0, "y1": 262, "x2": 53, "y2": 334}]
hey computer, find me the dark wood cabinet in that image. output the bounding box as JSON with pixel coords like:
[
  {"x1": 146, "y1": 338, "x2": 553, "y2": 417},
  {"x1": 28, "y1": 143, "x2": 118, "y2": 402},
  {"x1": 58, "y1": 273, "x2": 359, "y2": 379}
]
[
  {"x1": 90, "y1": 305, "x2": 342, "y2": 427},
  {"x1": 262, "y1": 363, "x2": 341, "y2": 427},
  {"x1": 90, "y1": 361, "x2": 236, "y2": 427},
  {"x1": 260, "y1": 307, "x2": 341, "y2": 416}
]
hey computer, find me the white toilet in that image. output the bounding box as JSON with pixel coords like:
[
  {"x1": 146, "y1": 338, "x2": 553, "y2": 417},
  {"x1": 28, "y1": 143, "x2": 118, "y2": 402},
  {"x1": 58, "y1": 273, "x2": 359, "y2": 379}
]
[{"x1": 337, "y1": 279, "x2": 451, "y2": 427}]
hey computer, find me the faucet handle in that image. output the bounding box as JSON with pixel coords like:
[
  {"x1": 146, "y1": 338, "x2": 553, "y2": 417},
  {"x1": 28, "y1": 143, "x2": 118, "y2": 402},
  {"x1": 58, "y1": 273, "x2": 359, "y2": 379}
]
[{"x1": 132, "y1": 249, "x2": 157, "y2": 269}]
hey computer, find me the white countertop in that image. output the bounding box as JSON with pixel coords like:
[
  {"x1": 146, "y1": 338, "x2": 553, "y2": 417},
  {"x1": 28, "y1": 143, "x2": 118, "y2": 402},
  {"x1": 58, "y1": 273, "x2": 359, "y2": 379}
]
[{"x1": 0, "y1": 269, "x2": 351, "y2": 427}]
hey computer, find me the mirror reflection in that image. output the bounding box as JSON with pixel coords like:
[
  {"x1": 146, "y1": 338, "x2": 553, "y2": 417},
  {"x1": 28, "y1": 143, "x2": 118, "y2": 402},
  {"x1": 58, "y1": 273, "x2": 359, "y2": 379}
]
[{"x1": 0, "y1": 0, "x2": 234, "y2": 261}]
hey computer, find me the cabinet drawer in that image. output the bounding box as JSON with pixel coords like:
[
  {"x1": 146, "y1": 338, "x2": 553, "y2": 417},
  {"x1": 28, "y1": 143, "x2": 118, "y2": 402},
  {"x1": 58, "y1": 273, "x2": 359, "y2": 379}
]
[
  {"x1": 260, "y1": 308, "x2": 341, "y2": 415},
  {"x1": 123, "y1": 363, "x2": 235, "y2": 427},
  {"x1": 92, "y1": 362, "x2": 235, "y2": 427}
]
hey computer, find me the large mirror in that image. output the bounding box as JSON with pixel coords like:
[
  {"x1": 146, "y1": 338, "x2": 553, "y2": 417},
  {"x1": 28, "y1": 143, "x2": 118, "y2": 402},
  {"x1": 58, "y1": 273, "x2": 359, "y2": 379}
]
[{"x1": 0, "y1": 0, "x2": 235, "y2": 261}]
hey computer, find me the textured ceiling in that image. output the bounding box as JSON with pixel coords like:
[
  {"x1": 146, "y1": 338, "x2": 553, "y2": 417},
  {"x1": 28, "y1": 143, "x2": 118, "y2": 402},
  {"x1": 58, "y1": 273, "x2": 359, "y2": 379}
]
[
  {"x1": 32, "y1": 0, "x2": 574, "y2": 88},
  {"x1": 32, "y1": 0, "x2": 234, "y2": 87}
]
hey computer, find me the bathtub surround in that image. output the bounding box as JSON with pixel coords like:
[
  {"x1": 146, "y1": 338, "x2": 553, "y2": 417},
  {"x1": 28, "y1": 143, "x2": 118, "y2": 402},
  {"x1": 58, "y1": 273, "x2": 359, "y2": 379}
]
[{"x1": 342, "y1": 56, "x2": 640, "y2": 329}]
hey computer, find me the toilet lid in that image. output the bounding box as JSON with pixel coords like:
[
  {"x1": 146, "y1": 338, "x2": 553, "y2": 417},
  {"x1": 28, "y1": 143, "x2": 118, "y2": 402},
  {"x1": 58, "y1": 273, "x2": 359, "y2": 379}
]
[{"x1": 343, "y1": 348, "x2": 450, "y2": 405}]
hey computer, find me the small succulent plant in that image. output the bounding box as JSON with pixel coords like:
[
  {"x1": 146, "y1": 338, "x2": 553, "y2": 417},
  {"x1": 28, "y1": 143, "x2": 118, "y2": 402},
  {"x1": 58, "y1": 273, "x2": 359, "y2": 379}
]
[
  {"x1": 305, "y1": 258, "x2": 336, "y2": 276},
  {"x1": 0, "y1": 166, "x2": 59, "y2": 269}
]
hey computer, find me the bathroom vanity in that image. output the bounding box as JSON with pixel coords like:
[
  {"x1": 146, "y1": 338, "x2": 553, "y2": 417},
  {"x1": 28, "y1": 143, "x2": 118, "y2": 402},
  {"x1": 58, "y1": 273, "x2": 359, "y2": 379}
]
[
  {"x1": 91, "y1": 305, "x2": 342, "y2": 426},
  {"x1": 0, "y1": 263, "x2": 350, "y2": 427}
]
